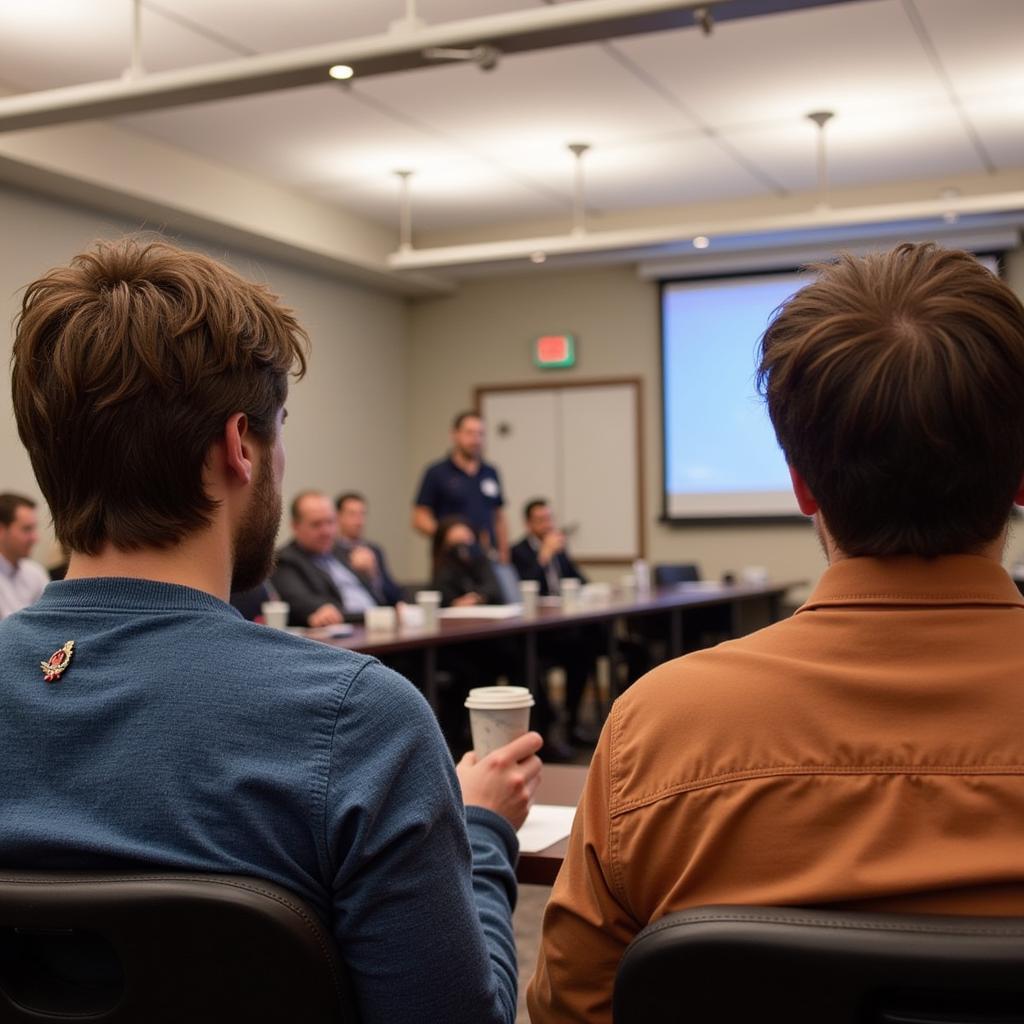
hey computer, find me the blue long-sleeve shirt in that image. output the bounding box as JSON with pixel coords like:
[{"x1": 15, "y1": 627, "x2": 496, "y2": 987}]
[{"x1": 0, "y1": 578, "x2": 519, "y2": 1023}]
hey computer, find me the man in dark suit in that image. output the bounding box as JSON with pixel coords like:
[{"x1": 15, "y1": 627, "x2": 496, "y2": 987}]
[
  {"x1": 512, "y1": 498, "x2": 601, "y2": 745},
  {"x1": 335, "y1": 491, "x2": 404, "y2": 606},
  {"x1": 272, "y1": 490, "x2": 381, "y2": 627},
  {"x1": 511, "y1": 499, "x2": 586, "y2": 595}
]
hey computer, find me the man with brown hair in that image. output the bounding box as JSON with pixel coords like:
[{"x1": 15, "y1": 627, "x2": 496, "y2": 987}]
[
  {"x1": 0, "y1": 493, "x2": 46, "y2": 619},
  {"x1": 529, "y1": 244, "x2": 1024, "y2": 1023},
  {"x1": 0, "y1": 238, "x2": 541, "y2": 1024}
]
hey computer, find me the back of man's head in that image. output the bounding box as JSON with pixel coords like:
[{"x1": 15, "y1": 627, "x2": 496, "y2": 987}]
[
  {"x1": 758, "y1": 243, "x2": 1024, "y2": 557},
  {"x1": 11, "y1": 238, "x2": 308, "y2": 556}
]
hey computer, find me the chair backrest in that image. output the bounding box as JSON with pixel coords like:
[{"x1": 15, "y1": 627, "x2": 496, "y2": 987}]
[
  {"x1": 0, "y1": 871, "x2": 356, "y2": 1023},
  {"x1": 653, "y1": 563, "x2": 700, "y2": 586},
  {"x1": 614, "y1": 905, "x2": 1024, "y2": 1024},
  {"x1": 492, "y1": 561, "x2": 523, "y2": 605}
]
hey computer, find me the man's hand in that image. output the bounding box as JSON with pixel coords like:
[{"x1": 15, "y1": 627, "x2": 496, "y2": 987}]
[
  {"x1": 308, "y1": 603, "x2": 344, "y2": 628},
  {"x1": 452, "y1": 592, "x2": 484, "y2": 607},
  {"x1": 538, "y1": 530, "x2": 566, "y2": 565},
  {"x1": 348, "y1": 545, "x2": 378, "y2": 576},
  {"x1": 456, "y1": 731, "x2": 543, "y2": 831}
]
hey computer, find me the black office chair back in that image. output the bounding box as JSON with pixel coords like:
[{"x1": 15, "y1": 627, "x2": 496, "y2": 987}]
[
  {"x1": 0, "y1": 871, "x2": 356, "y2": 1023},
  {"x1": 614, "y1": 905, "x2": 1024, "y2": 1024},
  {"x1": 653, "y1": 563, "x2": 701, "y2": 586}
]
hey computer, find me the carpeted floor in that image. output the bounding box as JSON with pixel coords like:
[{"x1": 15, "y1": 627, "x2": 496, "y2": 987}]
[{"x1": 513, "y1": 883, "x2": 552, "y2": 1023}]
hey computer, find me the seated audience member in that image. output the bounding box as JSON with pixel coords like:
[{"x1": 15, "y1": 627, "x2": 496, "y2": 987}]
[
  {"x1": 529, "y1": 244, "x2": 1024, "y2": 1023},
  {"x1": 229, "y1": 580, "x2": 274, "y2": 621},
  {"x1": 336, "y1": 490, "x2": 404, "y2": 605},
  {"x1": 272, "y1": 490, "x2": 379, "y2": 626},
  {"x1": 511, "y1": 498, "x2": 586, "y2": 595},
  {"x1": 433, "y1": 515, "x2": 504, "y2": 608},
  {"x1": 512, "y1": 499, "x2": 602, "y2": 745},
  {"x1": 0, "y1": 493, "x2": 47, "y2": 619},
  {"x1": 0, "y1": 238, "x2": 540, "y2": 1024}
]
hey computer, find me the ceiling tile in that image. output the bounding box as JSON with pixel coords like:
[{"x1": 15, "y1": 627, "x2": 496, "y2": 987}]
[
  {"x1": 724, "y1": 100, "x2": 984, "y2": 193},
  {"x1": 914, "y1": 0, "x2": 1024, "y2": 98},
  {"x1": 0, "y1": 1, "x2": 242, "y2": 91},
  {"x1": 613, "y1": 0, "x2": 947, "y2": 129}
]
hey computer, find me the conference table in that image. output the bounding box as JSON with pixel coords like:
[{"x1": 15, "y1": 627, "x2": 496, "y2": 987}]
[{"x1": 311, "y1": 580, "x2": 800, "y2": 710}]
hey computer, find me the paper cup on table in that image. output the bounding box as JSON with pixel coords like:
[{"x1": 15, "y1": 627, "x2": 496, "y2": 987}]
[
  {"x1": 415, "y1": 590, "x2": 442, "y2": 631},
  {"x1": 620, "y1": 573, "x2": 637, "y2": 600},
  {"x1": 364, "y1": 606, "x2": 397, "y2": 635},
  {"x1": 519, "y1": 579, "x2": 540, "y2": 618},
  {"x1": 261, "y1": 601, "x2": 289, "y2": 630},
  {"x1": 560, "y1": 577, "x2": 582, "y2": 612},
  {"x1": 465, "y1": 686, "x2": 535, "y2": 760},
  {"x1": 740, "y1": 565, "x2": 769, "y2": 586}
]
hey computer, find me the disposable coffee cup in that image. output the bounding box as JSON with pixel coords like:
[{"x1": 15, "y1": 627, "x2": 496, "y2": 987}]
[
  {"x1": 464, "y1": 685, "x2": 535, "y2": 760},
  {"x1": 560, "y1": 577, "x2": 582, "y2": 612},
  {"x1": 364, "y1": 606, "x2": 397, "y2": 635},
  {"x1": 416, "y1": 590, "x2": 442, "y2": 631},
  {"x1": 519, "y1": 579, "x2": 540, "y2": 618},
  {"x1": 261, "y1": 600, "x2": 289, "y2": 630},
  {"x1": 740, "y1": 565, "x2": 769, "y2": 586},
  {"x1": 619, "y1": 573, "x2": 637, "y2": 600}
]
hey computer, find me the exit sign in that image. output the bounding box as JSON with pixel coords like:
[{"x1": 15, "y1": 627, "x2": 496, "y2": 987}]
[{"x1": 534, "y1": 334, "x2": 576, "y2": 369}]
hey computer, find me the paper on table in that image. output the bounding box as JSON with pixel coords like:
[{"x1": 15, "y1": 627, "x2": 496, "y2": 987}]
[
  {"x1": 516, "y1": 804, "x2": 577, "y2": 853},
  {"x1": 438, "y1": 604, "x2": 523, "y2": 619}
]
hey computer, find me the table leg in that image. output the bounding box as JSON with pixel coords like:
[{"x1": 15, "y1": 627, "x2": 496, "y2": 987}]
[
  {"x1": 423, "y1": 646, "x2": 438, "y2": 711},
  {"x1": 524, "y1": 628, "x2": 538, "y2": 696},
  {"x1": 606, "y1": 620, "x2": 620, "y2": 705},
  {"x1": 670, "y1": 607, "x2": 683, "y2": 656}
]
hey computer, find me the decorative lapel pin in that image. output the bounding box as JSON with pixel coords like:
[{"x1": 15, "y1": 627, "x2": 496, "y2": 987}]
[{"x1": 40, "y1": 640, "x2": 75, "y2": 683}]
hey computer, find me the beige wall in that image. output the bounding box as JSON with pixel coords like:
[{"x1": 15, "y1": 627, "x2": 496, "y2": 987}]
[
  {"x1": 408, "y1": 265, "x2": 824, "y2": 598},
  {"x1": 0, "y1": 184, "x2": 410, "y2": 574}
]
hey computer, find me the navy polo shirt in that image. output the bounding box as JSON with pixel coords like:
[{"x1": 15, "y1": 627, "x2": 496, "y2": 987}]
[{"x1": 414, "y1": 456, "x2": 504, "y2": 538}]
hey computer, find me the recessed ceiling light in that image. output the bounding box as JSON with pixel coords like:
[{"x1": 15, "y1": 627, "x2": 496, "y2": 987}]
[
  {"x1": 692, "y1": 235, "x2": 710, "y2": 250},
  {"x1": 329, "y1": 65, "x2": 354, "y2": 81},
  {"x1": 530, "y1": 251, "x2": 547, "y2": 264}
]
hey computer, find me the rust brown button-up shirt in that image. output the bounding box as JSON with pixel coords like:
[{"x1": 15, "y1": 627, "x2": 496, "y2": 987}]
[{"x1": 528, "y1": 555, "x2": 1024, "y2": 1024}]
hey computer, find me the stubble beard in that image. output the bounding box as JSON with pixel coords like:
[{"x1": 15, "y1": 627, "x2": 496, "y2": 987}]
[{"x1": 231, "y1": 451, "x2": 281, "y2": 593}]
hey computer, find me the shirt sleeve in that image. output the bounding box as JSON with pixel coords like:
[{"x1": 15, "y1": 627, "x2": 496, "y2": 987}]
[
  {"x1": 324, "y1": 661, "x2": 519, "y2": 1024},
  {"x1": 491, "y1": 468, "x2": 505, "y2": 508},
  {"x1": 527, "y1": 705, "x2": 642, "y2": 1024},
  {"x1": 414, "y1": 464, "x2": 440, "y2": 511}
]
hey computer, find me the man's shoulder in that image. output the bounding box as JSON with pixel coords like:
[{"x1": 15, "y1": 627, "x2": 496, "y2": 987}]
[
  {"x1": 21, "y1": 559, "x2": 49, "y2": 583},
  {"x1": 609, "y1": 618, "x2": 811, "y2": 794},
  {"x1": 510, "y1": 537, "x2": 532, "y2": 558},
  {"x1": 274, "y1": 541, "x2": 312, "y2": 566},
  {"x1": 620, "y1": 620, "x2": 795, "y2": 715},
  {"x1": 421, "y1": 456, "x2": 453, "y2": 479}
]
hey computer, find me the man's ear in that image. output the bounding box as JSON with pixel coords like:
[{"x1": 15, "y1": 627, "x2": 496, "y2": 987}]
[
  {"x1": 222, "y1": 413, "x2": 254, "y2": 486},
  {"x1": 788, "y1": 464, "x2": 819, "y2": 516}
]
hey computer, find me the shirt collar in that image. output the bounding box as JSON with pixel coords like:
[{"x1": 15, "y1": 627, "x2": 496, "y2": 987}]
[
  {"x1": 0, "y1": 553, "x2": 17, "y2": 579},
  {"x1": 798, "y1": 555, "x2": 1024, "y2": 613}
]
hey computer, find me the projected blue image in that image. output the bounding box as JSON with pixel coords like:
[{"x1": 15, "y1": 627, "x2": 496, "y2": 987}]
[{"x1": 663, "y1": 272, "x2": 808, "y2": 509}]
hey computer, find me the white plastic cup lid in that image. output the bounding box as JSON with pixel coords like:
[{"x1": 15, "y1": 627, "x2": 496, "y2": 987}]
[
  {"x1": 464, "y1": 685, "x2": 535, "y2": 710},
  {"x1": 519, "y1": 580, "x2": 540, "y2": 592},
  {"x1": 416, "y1": 590, "x2": 442, "y2": 603}
]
